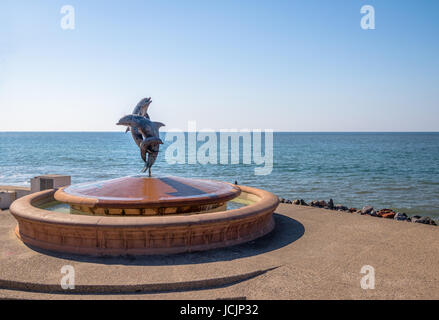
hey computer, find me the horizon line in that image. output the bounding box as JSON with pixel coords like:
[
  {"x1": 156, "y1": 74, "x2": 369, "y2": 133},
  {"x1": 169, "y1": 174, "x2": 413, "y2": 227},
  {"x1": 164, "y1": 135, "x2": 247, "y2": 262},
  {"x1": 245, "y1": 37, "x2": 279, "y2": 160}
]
[{"x1": 1, "y1": 131, "x2": 439, "y2": 133}]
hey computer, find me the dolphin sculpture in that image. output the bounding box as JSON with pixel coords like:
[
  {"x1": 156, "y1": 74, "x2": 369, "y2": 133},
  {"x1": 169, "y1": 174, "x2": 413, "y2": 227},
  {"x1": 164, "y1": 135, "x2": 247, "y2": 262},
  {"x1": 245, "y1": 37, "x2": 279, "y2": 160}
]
[
  {"x1": 125, "y1": 97, "x2": 152, "y2": 138},
  {"x1": 117, "y1": 114, "x2": 165, "y2": 176},
  {"x1": 140, "y1": 137, "x2": 163, "y2": 173},
  {"x1": 132, "y1": 97, "x2": 152, "y2": 118},
  {"x1": 117, "y1": 115, "x2": 164, "y2": 138}
]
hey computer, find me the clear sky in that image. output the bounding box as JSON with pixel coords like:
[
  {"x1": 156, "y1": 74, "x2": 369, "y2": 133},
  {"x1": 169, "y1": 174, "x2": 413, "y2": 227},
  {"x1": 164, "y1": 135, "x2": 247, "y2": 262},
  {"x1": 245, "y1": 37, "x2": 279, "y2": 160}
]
[{"x1": 0, "y1": 0, "x2": 438, "y2": 131}]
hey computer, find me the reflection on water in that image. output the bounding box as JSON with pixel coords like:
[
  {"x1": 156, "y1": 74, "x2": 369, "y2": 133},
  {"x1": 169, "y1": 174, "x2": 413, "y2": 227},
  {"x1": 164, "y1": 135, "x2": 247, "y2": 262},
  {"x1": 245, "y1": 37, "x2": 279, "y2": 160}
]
[{"x1": 38, "y1": 201, "x2": 71, "y2": 213}]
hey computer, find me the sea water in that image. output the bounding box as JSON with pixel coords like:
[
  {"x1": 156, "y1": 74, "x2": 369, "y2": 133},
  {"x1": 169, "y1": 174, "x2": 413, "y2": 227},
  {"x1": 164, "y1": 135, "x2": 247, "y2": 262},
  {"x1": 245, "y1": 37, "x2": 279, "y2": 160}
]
[{"x1": 1, "y1": 132, "x2": 438, "y2": 218}]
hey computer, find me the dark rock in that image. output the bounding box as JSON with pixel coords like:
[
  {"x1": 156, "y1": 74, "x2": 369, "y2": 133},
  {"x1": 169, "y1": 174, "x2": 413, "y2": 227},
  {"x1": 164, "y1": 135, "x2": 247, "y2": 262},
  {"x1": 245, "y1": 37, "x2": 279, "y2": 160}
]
[
  {"x1": 361, "y1": 206, "x2": 374, "y2": 215},
  {"x1": 234, "y1": 180, "x2": 238, "y2": 185},
  {"x1": 293, "y1": 199, "x2": 300, "y2": 205},
  {"x1": 310, "y1": 200, "x2": 319, "y2": 207},
  {"x1": 335, "y1": 204, "x2": 348, "y2": 211},
  {"x1": 394, "y1": 212, "x2": 408, "y2": 221},
  {"x1": 318, "y1": 200, "x2": 327, "y2": 208},
  {"x1": 286, "y1": 200, "x2": 292, "y2": 204},
  {"x1": 279, "y1": 198, "x2": 285, "y2": 203},
  {"x1": 349, "y1": 208, "x2": 357, "y2": 213},
  {"x1": 368, "y1": 210, "x2": 379, "y2": 217},
  {"x1": 300, "y1": 199, "x2": 308, "y2": 206},
  {"x1": 328, "y1": 199, "x2": 334, "y2": 209},
  {"x1": 415, "y1": 216, "x2": 437, "y2": 226}
]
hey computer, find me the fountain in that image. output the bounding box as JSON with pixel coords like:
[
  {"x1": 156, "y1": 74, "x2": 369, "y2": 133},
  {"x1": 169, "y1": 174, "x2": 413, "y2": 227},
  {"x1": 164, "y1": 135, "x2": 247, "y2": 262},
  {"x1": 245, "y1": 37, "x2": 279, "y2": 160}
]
[{"x1": 9, "y1": 98, "x2": 279, "y2": 256}]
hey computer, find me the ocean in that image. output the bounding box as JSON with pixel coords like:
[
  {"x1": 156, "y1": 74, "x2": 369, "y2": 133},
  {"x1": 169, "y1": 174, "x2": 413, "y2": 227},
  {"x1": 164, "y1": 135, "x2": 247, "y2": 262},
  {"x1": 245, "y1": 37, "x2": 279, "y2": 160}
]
[{"x1": 1, "y1": 132, "x2": 438, "y2": 218}]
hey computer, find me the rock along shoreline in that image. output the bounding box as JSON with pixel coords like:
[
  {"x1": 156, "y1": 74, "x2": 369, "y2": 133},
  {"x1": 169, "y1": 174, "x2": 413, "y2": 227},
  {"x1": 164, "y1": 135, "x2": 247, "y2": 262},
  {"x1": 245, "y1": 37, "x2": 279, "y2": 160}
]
[{"x1": 279, "y1": 198, "x2": 437, "y2": 226}]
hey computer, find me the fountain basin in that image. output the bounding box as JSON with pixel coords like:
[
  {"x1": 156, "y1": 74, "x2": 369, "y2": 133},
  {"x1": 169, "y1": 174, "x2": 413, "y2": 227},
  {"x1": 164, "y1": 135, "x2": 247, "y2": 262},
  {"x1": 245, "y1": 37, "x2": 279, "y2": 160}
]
[
  {"x1": 54, "y1": 176, "x2": 241, "y2": 215},
  {"x1": 9, "y1": 179, "x2": 279, "y2": 256}
]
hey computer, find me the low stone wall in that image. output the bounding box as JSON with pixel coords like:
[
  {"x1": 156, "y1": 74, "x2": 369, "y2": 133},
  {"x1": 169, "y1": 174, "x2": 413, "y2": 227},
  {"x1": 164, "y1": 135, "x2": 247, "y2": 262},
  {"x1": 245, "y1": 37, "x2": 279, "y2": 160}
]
[{"x1": 0, "y1": 186, "x2": 31, "y2": 210}]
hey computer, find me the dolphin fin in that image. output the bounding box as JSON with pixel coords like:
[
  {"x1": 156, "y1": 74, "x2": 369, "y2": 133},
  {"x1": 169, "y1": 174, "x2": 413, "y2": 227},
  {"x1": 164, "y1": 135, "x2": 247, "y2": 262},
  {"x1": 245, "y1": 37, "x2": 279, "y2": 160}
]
[{"x1": 153, "y1": 122, "x2": 165, "y2": 130}]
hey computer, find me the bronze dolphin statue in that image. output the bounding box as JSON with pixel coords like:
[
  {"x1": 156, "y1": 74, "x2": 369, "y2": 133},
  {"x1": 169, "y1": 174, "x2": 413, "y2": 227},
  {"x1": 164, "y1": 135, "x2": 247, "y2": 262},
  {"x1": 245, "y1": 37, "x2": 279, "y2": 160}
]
[
  {"x1": 125, "y1": 97, "x2": 152, "y2": 135},
  {"x1": 117, "y1": 114, "x2": 165, "y2": 176},
  {"x1": 140, "y1": 137, "x2": 163, "y2": 173},
  {"x1": 117, "y1": 115, "x2": 164, "y2": 138}
]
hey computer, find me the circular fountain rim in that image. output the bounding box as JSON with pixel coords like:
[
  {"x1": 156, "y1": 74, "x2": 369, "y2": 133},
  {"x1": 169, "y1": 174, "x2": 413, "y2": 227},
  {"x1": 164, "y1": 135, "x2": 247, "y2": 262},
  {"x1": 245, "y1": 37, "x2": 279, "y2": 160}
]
[
  {"x1": 53, "y1": 175, "x2": 241, "y2": 209},
  {"x1": 11, "y1": 186, "x2": 278, "y2": 227},
  {"x1": 9, "y1": 180, "x2": 279, "y2": 256}
]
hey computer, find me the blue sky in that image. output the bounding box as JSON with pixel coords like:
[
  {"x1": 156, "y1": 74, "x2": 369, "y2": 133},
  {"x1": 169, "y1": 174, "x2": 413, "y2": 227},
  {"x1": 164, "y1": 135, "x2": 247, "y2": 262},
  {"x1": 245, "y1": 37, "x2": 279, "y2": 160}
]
[{"x1": 0, "y1": 0, "x2": 438, "y2": 131}]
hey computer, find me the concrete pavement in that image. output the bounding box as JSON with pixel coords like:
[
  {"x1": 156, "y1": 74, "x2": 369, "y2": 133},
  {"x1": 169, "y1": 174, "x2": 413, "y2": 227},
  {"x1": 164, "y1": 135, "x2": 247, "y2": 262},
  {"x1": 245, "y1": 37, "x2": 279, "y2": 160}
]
[{"x1": 1, "y1": 204, "x2": 438, "y2": 299}]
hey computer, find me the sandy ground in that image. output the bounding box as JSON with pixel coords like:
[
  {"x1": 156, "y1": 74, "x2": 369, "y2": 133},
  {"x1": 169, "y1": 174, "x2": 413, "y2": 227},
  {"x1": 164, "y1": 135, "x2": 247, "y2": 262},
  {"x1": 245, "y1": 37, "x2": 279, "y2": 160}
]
[{"x1": 0, "y1": 204, "x2": 438, "y2": 300}]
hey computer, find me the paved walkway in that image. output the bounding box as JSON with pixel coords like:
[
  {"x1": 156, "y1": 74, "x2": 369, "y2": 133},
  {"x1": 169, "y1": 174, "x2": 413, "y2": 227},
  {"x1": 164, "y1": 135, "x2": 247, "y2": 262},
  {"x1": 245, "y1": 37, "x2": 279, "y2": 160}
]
[{"x1": 1, "y1": 204, "x2": 438, "y2": 299}]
